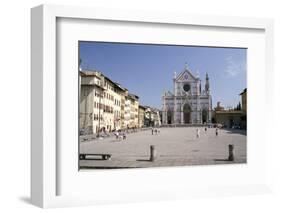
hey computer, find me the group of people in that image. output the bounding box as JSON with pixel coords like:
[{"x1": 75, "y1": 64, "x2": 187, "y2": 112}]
[
  {"x1": 196, "y1": 127, "x2": 219, "y2": 138},
  {"x1": 114, "y1": 130, "x2": 127, "y2": 140},
  {"x1": 114, "y1": 126, "x2": 218, "y2": 140},
  {"x1": 151, "y1": 128, "x2": 160, "y2": 135}
]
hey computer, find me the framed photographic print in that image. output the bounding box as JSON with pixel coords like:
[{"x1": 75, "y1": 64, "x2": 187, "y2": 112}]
[
  {"x1": 31, "y1": 4, "x2": 274, "y2": 208},
  {"x1": 78, "y1": 42, "x2": 247, "y2": 170}
]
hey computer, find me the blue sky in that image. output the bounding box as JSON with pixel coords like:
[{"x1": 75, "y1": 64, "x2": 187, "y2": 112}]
[{"x1": 79, "y1": 41, "x2": 246, "y2": 109}]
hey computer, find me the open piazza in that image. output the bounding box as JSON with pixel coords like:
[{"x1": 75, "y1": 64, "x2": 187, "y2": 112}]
[{"x1": 79, "y1": 126, "x2": 246, "y2": 169}]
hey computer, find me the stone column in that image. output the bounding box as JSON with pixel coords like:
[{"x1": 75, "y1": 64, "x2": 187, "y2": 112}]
[
  {"x1": 208, "y1": 95, "x2": 212, "y2": 122},
  {"x1": 208, "y1": 109, "x2": 212, "y2": 123},
  {"x1": 163, "y1": 111, "x2": 166, "y2": 124},
  {"x1": 181, "y1": 104, "x2": 184, "y2": 124},
  {"x1": 163, "y1": 95, "x2": 167, "y2": 124},
  {"x1": 197, "y1": 106, "x2": 200, "y2": 124},
  {"x1": 173, "y1": 79, "x2": 177, "y2": 124},
  {"x1": 196, "y1": 80, "x2": 201, "y2": 124}
]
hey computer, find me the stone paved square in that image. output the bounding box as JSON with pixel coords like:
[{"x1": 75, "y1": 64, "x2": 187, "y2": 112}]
[{"x1": 79, "y1": 127, "x2": 246, "y2": 169}]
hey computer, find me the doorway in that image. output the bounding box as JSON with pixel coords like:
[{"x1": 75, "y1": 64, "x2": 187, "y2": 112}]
[
  {"x1": 183, "y1": 104, "x2": 191, "y2": 124},
  {"x1": 167, "y1": 109, "x2": 173, "y2": 124},
  {"x1": 202, "y1": 109, "x2": 207, "y2": 124}
]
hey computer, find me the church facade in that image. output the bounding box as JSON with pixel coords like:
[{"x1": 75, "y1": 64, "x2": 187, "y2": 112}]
[{"x1": 162, "y1": 64, "x2": 212, "y2": 125}]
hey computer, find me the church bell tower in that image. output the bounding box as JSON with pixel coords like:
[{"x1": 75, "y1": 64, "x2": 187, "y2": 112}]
[{"x1": 205, "y1": 73, "x2": 210, "y2": 94}]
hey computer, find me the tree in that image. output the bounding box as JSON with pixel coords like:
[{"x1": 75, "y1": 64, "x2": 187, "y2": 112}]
[
  {"x1": 235, "y1": 102, "x2": 241, "y2": 111},
  {"x1": 237, "y1": 102, "x2": 241, "y2": 110}
]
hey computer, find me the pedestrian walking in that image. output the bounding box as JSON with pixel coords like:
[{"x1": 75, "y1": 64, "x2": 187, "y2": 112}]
[
  {"x1": 215, "y1": 128, "x2": 218, "y2": 136},
  {"x1": 122, "y1": 131, "x2": 126, "y2": 140},
  {"x1": 151, "y1": 127, "x2": 154, "y2": 135},
  {"x1": 205, "y1": 127, "x2": 207, "y2": 132},
  {"x1": 196, "y1": 128, "x2": 200, "y2": 138},
  {"x1": 154, "y1": 128, "x2": 158, "y2": 135},
  {"x1": 115, "y1": 131, "x2": 119, "y2": 140}
]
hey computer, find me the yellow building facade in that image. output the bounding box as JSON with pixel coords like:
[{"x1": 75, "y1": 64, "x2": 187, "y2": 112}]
[
  {"x1": 138, "y1": 105, "x2": 145, "y2": 128},
  {"x1": 80, "y1": 70, "x2": 126, "y2": 134},
  {"x1": 80, "y1": 70, "x2": 144, "y2": 135}
]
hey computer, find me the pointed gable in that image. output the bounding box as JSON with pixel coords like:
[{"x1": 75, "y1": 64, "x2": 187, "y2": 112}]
[{"x1": 176, "y1": 68, "x2": 197, "y2": 82}]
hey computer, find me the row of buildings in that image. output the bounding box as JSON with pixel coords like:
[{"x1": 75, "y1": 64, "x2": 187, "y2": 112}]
[
  {"x1": 79, "y1": 70, "x2": 161, "y2": 135},
  {"x1": 80, "y1": 64, "x2": 247, "y2": 135}
]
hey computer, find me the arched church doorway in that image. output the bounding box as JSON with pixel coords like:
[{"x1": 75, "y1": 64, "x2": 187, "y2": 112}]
[
  {"x1": 167, "y1": 109, "x2": 173, "y2": 124},
  {"x1": 183, "y1": 104, "x2": 191, "y2": 124},
  {"x1": 202, "y1": 109, "x2": 207, "y2": 124}
]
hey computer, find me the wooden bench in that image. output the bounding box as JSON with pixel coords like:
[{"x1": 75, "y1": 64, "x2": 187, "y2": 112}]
[{"x1": 79, "y1": 153, "x2": 111, "y2": 160}]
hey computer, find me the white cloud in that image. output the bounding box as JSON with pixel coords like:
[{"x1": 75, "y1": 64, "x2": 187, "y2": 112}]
[{"x1": 225, "y1": 56, "x2": 246, "y2": 77}]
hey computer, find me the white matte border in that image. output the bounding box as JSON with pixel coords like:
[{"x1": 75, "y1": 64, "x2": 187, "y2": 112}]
[
  {"x1": 31, "y1": 4, "x2": 274, "y2": 208},
  {"x1": 57, "y1": 16, "x2": 266, "y2": 197}
]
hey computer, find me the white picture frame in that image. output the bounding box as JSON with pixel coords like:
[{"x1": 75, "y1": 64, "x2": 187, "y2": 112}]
[{"x1": 31, "y1": 4, "x2": 274, "y2": 208}]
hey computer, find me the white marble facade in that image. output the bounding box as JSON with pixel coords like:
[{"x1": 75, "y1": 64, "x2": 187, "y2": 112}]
[{"x1": 162, "y1": 64, "x2": 212, "y2": 124}]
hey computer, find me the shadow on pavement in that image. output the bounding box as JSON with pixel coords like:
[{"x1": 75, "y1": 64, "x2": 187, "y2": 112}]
[
  {"x1": 214, "y1": 158, "x2": 233, "y2": 162},
  {"x1": 224, "y1": 128, "x2": 247, "y2": 136},
  {"x1": 136, "y1": 159, "x2": 151, "y2": 162},
  {"x1": 18, "y1": 196, "x2": 31, "y2": 205}
]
